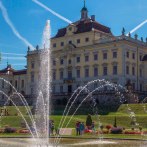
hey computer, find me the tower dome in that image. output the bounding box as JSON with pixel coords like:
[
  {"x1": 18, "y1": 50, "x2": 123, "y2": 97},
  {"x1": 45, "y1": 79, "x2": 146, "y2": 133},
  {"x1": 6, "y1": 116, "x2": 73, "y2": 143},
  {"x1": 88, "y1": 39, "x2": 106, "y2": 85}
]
[{"x1": 81, "y1": 0, "x2": 88, "y2": 20}]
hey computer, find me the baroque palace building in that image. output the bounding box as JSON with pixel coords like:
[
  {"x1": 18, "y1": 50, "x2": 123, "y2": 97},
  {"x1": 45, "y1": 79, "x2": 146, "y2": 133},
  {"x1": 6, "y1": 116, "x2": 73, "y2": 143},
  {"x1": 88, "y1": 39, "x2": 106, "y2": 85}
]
[{"x1": 0, "y1": 3, "x2": 147, "y2": 105}]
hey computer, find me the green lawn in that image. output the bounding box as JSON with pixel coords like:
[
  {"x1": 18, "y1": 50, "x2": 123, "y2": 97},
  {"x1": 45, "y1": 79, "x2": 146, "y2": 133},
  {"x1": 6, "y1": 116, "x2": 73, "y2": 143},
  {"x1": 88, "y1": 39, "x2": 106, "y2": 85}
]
[{"x1": 1, "y1": 104, "x2": 147, "y2": 139}]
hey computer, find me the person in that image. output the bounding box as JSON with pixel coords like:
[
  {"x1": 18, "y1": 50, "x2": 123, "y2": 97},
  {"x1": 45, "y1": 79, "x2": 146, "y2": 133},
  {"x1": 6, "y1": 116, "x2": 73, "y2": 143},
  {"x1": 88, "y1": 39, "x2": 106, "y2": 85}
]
[
  {"x1": 49, "y1": 120, "x2": 52, "y2": 136},
  {"x1": 50, "y1": 120, "x2": 54, "y2": 135},
  {"x1": 79, "y1": 122, "x2": 85, "y2": 135},
  {"x1": 75, "y1": 121, "x2": 80, "y2": 135},
  {"x1": 55, "y1": 127, "x2": 59, "y2": 135},
  {"x1": 91, "y1": 122, "x2": 95, "y2": 134}
]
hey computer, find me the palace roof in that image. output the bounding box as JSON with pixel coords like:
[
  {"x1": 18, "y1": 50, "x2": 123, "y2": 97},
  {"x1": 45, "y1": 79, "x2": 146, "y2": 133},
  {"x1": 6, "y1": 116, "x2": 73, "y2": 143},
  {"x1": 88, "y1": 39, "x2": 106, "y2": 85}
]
[
  {"x1": 0, "y1": 65, "x2": 26, "y2": 75},
  {"x1": 53, "y1": 19, "x2": 112, "y2": 38}
]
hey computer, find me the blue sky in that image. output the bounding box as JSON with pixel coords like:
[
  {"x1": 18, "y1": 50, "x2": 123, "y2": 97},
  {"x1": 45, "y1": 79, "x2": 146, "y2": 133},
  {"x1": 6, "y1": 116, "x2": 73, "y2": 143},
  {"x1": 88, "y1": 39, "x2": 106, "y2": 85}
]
[{"x1": 0, "y1": 0, "x2": 147, "y2": 69}]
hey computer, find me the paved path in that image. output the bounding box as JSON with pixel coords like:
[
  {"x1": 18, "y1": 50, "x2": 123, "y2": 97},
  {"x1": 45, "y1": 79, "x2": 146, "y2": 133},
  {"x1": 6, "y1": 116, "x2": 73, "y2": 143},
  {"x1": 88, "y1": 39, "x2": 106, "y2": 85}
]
[{"x1": 59, "y1": 128, "x2": 73, "y2": 135}]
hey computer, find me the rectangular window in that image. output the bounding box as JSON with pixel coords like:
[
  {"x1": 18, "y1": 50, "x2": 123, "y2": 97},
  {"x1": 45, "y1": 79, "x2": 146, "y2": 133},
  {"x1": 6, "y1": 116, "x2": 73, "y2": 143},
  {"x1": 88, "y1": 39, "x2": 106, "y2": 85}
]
[
  {"x1": 94, "y1": 54, "x2": 98, "y2": 61},
  {"x1": 140, "y1": 84, "x2": 142, "y2": 91},
  {"x1": 85, "y1": 37, "x2": 89, "y2": 42},
  {"x1": 60, "y1": 59, "x2": 64, "y2": 65},
  {"x1": 68, "y1": 59, "x2": 71, "y2": 64},
  {"x1": 61, "y1": 42, "x2": 64, "y2": 46},
  {"x1": 132, "y1": 67, "x2": 135, "y2": 76},
  {"x1": 85, "y1": 68, "x2": 89, "y2": 78},
  {"x1": 132, "y1": 53, "x2": 135, "y2": 59},
  {"x1": 77, "y1": 56, "x2": 80, "y2": 63},
  {"x1": 53, "y1": 86, "x2": 56, "y2": 93},
  {"x1": 103, "y1": 53, "x2": 107, "y2": 60},
  {"x1": 94, "y1": 67, "x2": 98, "y2": 77},
  {"x1": 53, "y1": 43, "x2": 56, "y2": 48},
  {"x1": 77, "y1": 69, "x2": 80, "y2": 78},
  {"x1": 31, "y1": 88, "x2": 34, "y2": 95},
  {"x1": 31, "y1": 62, "x2": 35, "y2": 69},
  {"x1": 103, "y1": 67, "x2": 107, "y2": 76},
  {"x1": 140, "y1": 55, "x2": 142, "y2": 61},
  {"x1": 68, "y1": 70, "x2": 72, "y2": 79},
  {"x1": 60, "y1": 86, "x2": 63, "y2": 93},
  {"x1": 21, "y1": 80, "x2": 24, "y2": 88},
  {"x1": 53, "y1": 71, "x2": 56, "y2": 80},
  {"x1": 132, "y1": 83, "x2": 135, "y2": 90},
  {"x1": 77, "y1": 39, "x2": 80, "y2": 44},
  {"x1": 60, "y1": 71, "x2": 63, "y2": 80},
  {"x1": 15, "y1": 80, "x2": 18, "y2": 88},
  {"x1": 113, "y1": 65, "x2": 117, "y2": 75},
  {"x1": 140, "y1": 69, "x2": 142, "y2": 77},
  {"x1": 69, "y1": 40, "x2": 72, "y2": 44},
  {"x1": 126, "y1": 52, "x2": 129, "y2": 58},
  {"x1": 113, "y1": 52, "x2": 117, "y2": 58},
  {"x1": 126, "y1": 66, "x2": 129, "y2": 75},
  {"x1": 85, "y1": 55, "x2": 89, "y2": 62},
  {"x1": 31, "y1": 72, "x2": 34, "y2": 83},
  {"x1": 53, "y1": 60, "x2": 56, "y2": 66}
]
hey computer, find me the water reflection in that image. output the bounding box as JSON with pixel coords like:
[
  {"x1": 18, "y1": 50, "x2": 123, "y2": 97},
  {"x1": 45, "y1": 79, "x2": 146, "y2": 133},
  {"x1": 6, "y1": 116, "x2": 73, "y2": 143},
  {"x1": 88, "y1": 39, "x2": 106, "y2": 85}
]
[{"x1": 0, "y1": 138, "x2": 146, "y2": 147}]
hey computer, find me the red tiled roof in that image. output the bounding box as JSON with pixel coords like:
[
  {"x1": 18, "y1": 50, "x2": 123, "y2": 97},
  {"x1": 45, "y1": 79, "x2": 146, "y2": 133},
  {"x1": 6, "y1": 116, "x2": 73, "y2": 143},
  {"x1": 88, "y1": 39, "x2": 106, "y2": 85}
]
[
  {"x1": 13, "y1": 69, "x2": 27, "y2": 75},
  {"x1": 0, "y1": 65, "x2": 26, "y2": 75},
  {"x1": 0, "y1": 65, "x2": 14, "y2": 74},
  {"x1": 53, "y1": 19, "x2": 111, "y2": 38}
]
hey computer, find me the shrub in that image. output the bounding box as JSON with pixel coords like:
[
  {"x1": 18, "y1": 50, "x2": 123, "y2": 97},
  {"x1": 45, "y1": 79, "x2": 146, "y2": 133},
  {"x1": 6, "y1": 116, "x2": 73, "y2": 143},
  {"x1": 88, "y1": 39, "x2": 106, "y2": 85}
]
[
  {"x1": 19, "y1": 129, "x2": 30, "y2": 134},
  {"x1": 0, "y1": 129, "x2": 4, "y2": 133},
  {"x1": 113, "y1": 117, "x2": 117, "y2": 128},
  {"x1": 106, "y1": 125, "x2": 112, "y2": 130},
  {"x1": 102, "y1": 130, "x2": 109, "y2": 134},
  {"x1": 86, "y1": 114, "x2": 92, "y2": 127},
  {"x1": 4, "y1": 127, "x2": 16, "y2": 133},
  {"x1": 139, "y1": 126, "x2": 142, "y2": 132},
  {"x1": 100, "y1": 125, "x2": 104, "y2": 130},
  {"x1": 143, "y1": 131, "x2": 147, "y2": 134},
  {"x1": 111, "y1": 127, "x2": 123, "y2": 134},
  {"x1": 131, "y1": 128, "x2": 135, "y2": 131}
]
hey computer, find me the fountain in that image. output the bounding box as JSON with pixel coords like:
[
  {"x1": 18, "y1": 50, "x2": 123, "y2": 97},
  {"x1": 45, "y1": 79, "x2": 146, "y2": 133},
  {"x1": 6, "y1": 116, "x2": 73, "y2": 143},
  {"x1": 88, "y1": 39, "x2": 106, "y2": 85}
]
[{"x1": 0, "y1": 20, "x2": 147, "y2": 147}]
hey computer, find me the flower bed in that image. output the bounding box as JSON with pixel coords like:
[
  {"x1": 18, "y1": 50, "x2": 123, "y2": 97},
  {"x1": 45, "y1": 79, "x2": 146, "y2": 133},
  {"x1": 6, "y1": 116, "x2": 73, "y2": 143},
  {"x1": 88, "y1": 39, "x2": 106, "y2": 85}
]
[
  {"x1": 124, "y1": 131, "x2": 141, "y2": 135},
  {"x1": 110, "y1": 127, "x2": 123, "y2": 134},
  {"x1": 4, "y1": 127, "x2": 16, "y2": 133},
  {"x1": 84, "y1": 129, "x2": 92, "y2": 133},
  {"x1": 0, "y1": 129, "x2": 4, "y2": 133},
  {"x1": 19, "y1": 129, "x2": 30, "y2": 134}
]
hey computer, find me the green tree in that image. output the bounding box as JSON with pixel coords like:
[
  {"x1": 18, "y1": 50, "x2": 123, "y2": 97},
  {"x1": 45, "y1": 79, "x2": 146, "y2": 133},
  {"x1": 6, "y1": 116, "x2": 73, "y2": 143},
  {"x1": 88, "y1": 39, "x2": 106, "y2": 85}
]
[
  {"x1": 86, "y1": 114, "x2": 92, "y2": 127},
  {"x1": 113, "y1": 116, "x2": 117, "y2": 128}
]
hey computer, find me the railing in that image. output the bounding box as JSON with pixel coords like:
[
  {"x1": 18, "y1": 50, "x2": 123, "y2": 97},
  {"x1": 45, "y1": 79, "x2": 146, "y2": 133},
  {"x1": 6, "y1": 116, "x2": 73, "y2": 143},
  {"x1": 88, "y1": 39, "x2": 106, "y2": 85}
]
[{"x1": 63, "y1": 78, "x2": 75, "y2": 83}]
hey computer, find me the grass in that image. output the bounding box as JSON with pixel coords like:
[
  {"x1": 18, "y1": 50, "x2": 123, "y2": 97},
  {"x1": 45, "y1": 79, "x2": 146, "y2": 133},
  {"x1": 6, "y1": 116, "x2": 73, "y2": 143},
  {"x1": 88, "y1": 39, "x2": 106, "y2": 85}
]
[{"x1": 1, "y1": 104, "x2": 147, "y2": 139}]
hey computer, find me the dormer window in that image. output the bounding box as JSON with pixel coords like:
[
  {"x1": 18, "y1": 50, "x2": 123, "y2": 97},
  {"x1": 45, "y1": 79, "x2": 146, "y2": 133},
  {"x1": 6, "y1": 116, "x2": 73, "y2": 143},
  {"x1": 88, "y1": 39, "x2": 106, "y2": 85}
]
[
  {"x1": 77, "y1": 39, "x2": 80, "y2": 44},
  {"x1": 69, "y1": 40, "x2": 72, "y2": 44},
  {"x1": 85, "y1": 37, "x2": 89, "y2": 42},
  {"x1": 61, "y1": 42, "x2": 64, "y2": 46},
  {"x1": 69, "y1": 27, "x2": 72, "y2": 31},
  {"x1": 53, "y1": 43, "x2": 56, "y2": 48}
]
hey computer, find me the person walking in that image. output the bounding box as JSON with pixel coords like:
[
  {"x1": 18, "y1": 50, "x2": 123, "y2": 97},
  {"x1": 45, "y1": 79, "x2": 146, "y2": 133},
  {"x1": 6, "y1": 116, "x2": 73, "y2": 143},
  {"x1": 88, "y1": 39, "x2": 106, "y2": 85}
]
[
  {"x1": 91, "y1": 122, "x2": 95, "y2": 134},
  {"x1": 75, "y1": 121, "x2": 80, "y2": 136},
  {"x1": 79, "y1": 122, "x2": 85, "y2": 135},
  {"x1": 51, "y1": 121, "x2": 55, "y2": 135}
]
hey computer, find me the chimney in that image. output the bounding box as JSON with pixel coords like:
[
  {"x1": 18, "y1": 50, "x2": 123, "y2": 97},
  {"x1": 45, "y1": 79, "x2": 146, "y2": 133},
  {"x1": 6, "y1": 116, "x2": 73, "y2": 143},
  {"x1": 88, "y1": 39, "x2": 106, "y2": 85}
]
[{"x1": 91, "y1": 15, "x2": 95, "y2": 21}]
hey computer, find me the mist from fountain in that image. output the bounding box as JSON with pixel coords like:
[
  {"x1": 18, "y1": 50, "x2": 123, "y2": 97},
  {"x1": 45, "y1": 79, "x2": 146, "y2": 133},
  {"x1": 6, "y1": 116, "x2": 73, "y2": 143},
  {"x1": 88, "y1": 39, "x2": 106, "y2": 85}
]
[{"x1": 55, "y1": 80, "x2": 140, "y2": 145}]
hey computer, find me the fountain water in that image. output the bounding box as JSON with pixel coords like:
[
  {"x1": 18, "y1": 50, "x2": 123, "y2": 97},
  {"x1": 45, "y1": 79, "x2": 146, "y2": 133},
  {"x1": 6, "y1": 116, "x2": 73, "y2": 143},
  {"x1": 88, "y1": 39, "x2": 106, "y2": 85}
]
[{"x1": 0, "y1": 20, "x2": 52, "y2": 146}]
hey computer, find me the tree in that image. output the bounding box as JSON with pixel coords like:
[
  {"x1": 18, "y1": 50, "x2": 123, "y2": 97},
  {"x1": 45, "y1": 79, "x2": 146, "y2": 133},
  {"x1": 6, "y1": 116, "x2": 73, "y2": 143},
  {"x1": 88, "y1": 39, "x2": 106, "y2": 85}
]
[
  {"x1": 113, "y1": 116, "x2": 117, "y2": 128},
  {"x1": 86, "y1": 114, "x2": 92, "y2": 127}
]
